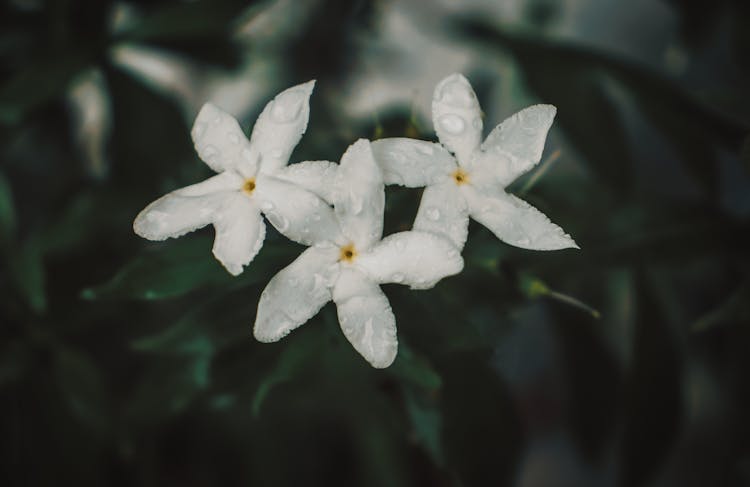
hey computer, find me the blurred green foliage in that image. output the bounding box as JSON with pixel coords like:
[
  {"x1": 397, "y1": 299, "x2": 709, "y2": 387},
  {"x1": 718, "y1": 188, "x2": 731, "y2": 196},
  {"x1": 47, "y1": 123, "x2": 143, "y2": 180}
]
[{"x1": 1, "y1": 0, "x2": 750, "y2": 486}]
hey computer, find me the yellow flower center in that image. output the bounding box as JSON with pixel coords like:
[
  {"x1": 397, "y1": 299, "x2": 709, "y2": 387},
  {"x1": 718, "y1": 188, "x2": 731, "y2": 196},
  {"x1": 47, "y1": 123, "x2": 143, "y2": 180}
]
[
  {"x1": 242, "y1": 178, "x2": 256, "y2": 195},
  {"x1": 452, "y1": 168, "x2": 469, "y2": 185},
  {"x1": 339, "y1": 243, "x2": 357, "y2": 263}
]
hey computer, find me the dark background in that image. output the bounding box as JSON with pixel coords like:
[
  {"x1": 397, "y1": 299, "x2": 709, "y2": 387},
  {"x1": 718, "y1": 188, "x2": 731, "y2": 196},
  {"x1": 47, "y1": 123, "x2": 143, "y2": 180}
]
[{"x1": 1, "y1": 0, "x2": 749, "y2": 485}]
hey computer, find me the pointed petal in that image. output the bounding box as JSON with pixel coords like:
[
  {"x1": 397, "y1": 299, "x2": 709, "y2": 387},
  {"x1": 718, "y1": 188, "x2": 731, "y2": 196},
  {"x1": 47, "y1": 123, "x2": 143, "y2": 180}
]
[
  {"x1": 250, "y1": 80, "x2": 315, "y2": 173},
  {"x1": 465, "y1": 186, "x2": 578, "y2": 250},
  {"x1": 357, "y1": 231, "x2": 464, "y2": 289},
  {"x1": 370, "y1": 138, "x2": 456, "y2": 187},
  {"x1": 432, "y1": 73, "x2": 483, "y2": 166},
  {"x1": 212, "y1": 193, "x2": 266, "y2": 276},
  {"x1": 254, "y1": 246, "x2": 339, "y2": 342},
  {"x1": 254, "y1": 174, "x2": 344, "y2": 246},
  {"x1": 474, "y1": 104, "x2": 556, "y2": 186},
  {"x1": 191, "y1": 103, "x2": 257, "y2": 176},
  {"x1": 334, "y1": 139, "x2": 384, "y2": 250},
  {"x1": 332, "y1": 268, "x2": 397, "y2": 368},
  {"x1": 412, "y1": 181, "x2": 470, "y2": 249},
  {"x1": 274, "y1": 160, "x2": 339, "y2": 203},
  {"x1": 133, "y1": 172, "x2": 239, "y2": 241}
]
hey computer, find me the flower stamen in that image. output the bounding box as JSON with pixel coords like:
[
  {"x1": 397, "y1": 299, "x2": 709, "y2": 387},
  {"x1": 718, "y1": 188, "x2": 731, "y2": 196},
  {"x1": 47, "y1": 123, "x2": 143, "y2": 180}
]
[
  {"x1": 339, "y1": 243, "x2": 357, "y2": 263},
  {"x1": 452, "y1": 168, "x2": 469, "y2": 185},
  {"x1": 242, "y1": 178, "x2": 256, "y2": 195}
]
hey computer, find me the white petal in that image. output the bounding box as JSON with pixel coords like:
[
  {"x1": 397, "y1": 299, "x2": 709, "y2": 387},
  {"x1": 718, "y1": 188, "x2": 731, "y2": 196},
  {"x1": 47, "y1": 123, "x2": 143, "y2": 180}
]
[
  {"x1": 465, "y1": 186, "x2": 578, "y2": 250},
  {"x1": 432, "y1": 73, "x2": 483, "y2": 166},
  {"x1": 133, "y1": 173, "x2": 239, "y2": 241},
  {"x1": 191, "y1": 103, "x2": 257, "y2": 176},
  {"x1": 413, "y1": 182, "x2": 470, "y2": 250},
  {"x1": 474, "y1": 104, "x2": 556, "y2": 186},
  {"x1": 334, "y1": 139, "x2": 384, "y2": 250},
  {"x1": 370, "y1": 138, "x2": 456, "y2": 187},
  {"x1": 274, "y1": 160, "x2": 339, "y2": 203},
  {"x1": 254, "y1": 174, "x2": 344, "y2": 246},
  {"x1": 357, "y1": 231, "x2": 464, "y2": 289},
  {"x1": 332, "y1": 268, "x2": 397, "y2": 368},
  {"x1": 250, "y1": 80, "x2": 315, "y2": 173},
  {"x1": 254, "y1": 246, "x2": 339, "y2": 342},
  {"x1": 212, "y1": 193, "x2": 266, "y2": 276}
]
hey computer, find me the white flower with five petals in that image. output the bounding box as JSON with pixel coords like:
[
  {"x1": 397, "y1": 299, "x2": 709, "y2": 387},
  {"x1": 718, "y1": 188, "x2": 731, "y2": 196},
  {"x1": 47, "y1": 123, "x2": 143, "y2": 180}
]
[
  {"x1": 253, "y1": 139, "x2": 464, "y2": 368},
  {"x1": 371, "y1": 73, "x2": 577, "y2": 251},
  {"x1": 133, "y1": 81, "x2": 342, "y2": 275}
]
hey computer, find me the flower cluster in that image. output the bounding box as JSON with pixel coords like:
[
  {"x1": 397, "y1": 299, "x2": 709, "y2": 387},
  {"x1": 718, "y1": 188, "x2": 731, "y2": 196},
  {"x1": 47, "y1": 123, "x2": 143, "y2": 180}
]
[{"x1": 133, "y1": 74, "x2": 577, "y2": 368}]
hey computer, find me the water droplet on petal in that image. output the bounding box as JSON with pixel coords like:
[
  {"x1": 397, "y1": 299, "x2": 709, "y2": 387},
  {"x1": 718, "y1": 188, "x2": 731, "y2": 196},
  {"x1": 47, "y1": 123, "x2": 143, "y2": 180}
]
[
  {"x1": 312, "y1": 213, "x2": 321, "y2": 221},
  {"x1": 439, "y1": 114, "x2": 465, "y2": 135},
  {"x1": 472, "y1": 117, "x2": 482, "y2": 130},
  {"x1": 269, "y1": 148, "x2": 284, "y2": 158},
  {"x1": 391, "y1": 273, "x2": 405, "y2": 283},
  {"x1": 395, "y1": 238, "x2": 406, "y2": 252},
  {"x1": 437, "y1": 78, "x2": 476, "y2": 108},
  {"x1": 260, "y1": 201, "x2": 275, "y2": 211},
  {"x1": 349, "y1": 192, "x2": 364, "y2": 215},
  {"x1": 228, "y1": 133, "x2": 240, "y2": 144},
  {"x1": 416, "y1": 144, "x2": 434, "y2": 156},
  {"x1": 269, "y1": 89, "x2": 305, "y2": 123},
  {"x1": 426, "y1": 207, "x2": 441, "y2": 221},
  {"x1": 192, "y1": 122, "x2": 206, "y2": 138},
  {"x1": 266, "y1": 211, "x2": 290, "y2": 232},
  {"x1": 212, "y1": 114, "x2": 223, "y2": 125},
  {"x1": 391, "y1": 151, "x2": 407, "y2": 163},
  {"x1": 202, "y1": 144, "x2": 219, "y2": 158},
  {"x1": 288, "y1": 277, "x2": 299, "y2": 287}
]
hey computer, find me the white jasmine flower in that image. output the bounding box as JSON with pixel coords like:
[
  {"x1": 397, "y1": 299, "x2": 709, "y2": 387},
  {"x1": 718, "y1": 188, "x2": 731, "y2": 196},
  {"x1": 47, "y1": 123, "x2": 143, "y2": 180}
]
[
  {"x1": 371, "y1": 73, "x2": 578, "y2": 251},
  {"x1": 253, "y1": 140, "x2": 463, "y2": 368},
  {"x1": 133, "y1": 81, "x2": 341, "y2": 276}
]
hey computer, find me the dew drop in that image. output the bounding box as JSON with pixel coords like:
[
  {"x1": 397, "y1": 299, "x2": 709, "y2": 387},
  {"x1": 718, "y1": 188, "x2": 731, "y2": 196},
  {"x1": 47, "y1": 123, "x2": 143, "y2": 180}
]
[
  {"x1": 395, "y1": 238, "x2": 406, "y2": 252},
  {"x1": 391, "y1": 273, "x2": 405, "y2": 283},
  {"x1": 269, "y1": 90, "x2": 305, "y2": 123},
  {"x1": 266, "y1": 212, "x2": 290, "y2": 232},
  {"x1": 269, "y1": 148, "x2": 284, "y2": 158},
  {"x1": 228, "y1": 133, "x2": 240, "y2": 144},
  {"x1": 438, "y1": 78, "x2": 476, "y2": 108},
  {"x1": 312, "y1": 213, "x2": 322, "y2": 221},
  {"x1": 349, "y1": 192, "x2": 364, "y2": 215},
  {"x1": 426, "y1": 207, "x2": 441, "y2": 221},
  {"x1": 192, "y1": 122, "x2": 206, "y2": 138},
  {"x1": 439, "y1": 114, "x2": 465, "y2": 135},
  {"x1": 260, "y1": 201, "x2": 275, "y2": 211},
  {"x1": 212, "y1": 114, "x2": 223, "y2": 125},
  {"x1": 390, "y1": 151, "x2": 407, "y2": 163},
  {"x1": 416, "y1": 144, "x2": 434, "y2": 156},
  {"x1": 201, "y1": 144, "x2": 219, "y2": 158}
]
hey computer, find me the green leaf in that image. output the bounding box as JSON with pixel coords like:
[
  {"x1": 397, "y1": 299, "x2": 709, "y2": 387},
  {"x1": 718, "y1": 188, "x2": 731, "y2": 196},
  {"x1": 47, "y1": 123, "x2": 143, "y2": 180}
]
[
  {"x1": 0, "y1": 51, "x2": 91, "y2": 125},
  {"x1": 126, "y1": 352, "x2": 212, "y2": 423},
  {"x1": 252, "y1": 334, "x2": 320, "y2": 418},
  {"x1": 8, "y1": 239, "x2": 46, "y2": 313},
  {"x1": 388, "y1": 341, "x2": 441, "y2": 391},
  {"x1": 0, "y1": 171, "x2": 15, "y2": 246},
  {"x1": 53, "y1": 346, "x2": 111, "y2": 435},
  {"x1": 81, "y1": 236, "x2": 234, "y2": 300},
  {"x1": 132, "y1": 287, "x2": 262, "y2": 355},
  {"x1": 115, "y1": 0, "x2": 256, "y2": 42},
  {"x1": 618, "y1": 273, "x2": 683, "y2": 487},
  {"x1": 403, "y1": 388, "x2": 444, "y2": 466}
]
